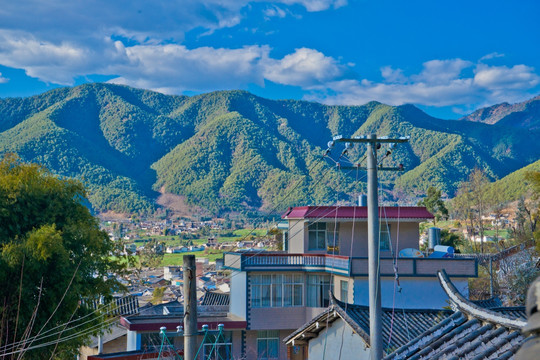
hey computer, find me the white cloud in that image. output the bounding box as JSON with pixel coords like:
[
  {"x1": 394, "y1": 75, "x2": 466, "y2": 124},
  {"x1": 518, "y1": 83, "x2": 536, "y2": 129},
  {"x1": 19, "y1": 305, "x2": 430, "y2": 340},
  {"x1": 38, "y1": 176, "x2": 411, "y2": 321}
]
[
  {"x1": 411, "y1": 59, "x2": 472, "y2": 85},
  {"x1": 279, "y1": 0, "x2": 347, "y2": 11},
  {"x1": 264, "y1": 5, "x2": 288, "y2": 18},
  {"x1": 474, "y1": 64, "x2": 540, "y2": 90},
  {"x1": 307, "y1": 58, "x2": 540, "y2": 109},
  {"x1": 0, "y1": 29, "x2": 352, "y2": 91},
  {"x1": 0, "y1": 73, "x2": 8, "y2": 83},
  {"x1": 263, "y1": 48, "x2": 347, "y2": 87},
  {"x1": 479, "y1": 52, "x2": 505, "y2": 61},
  {"x1": 108, "y1": 44, "x2": 271, "y2": 92},
  {"x1": 0, "y1": 1, "x2": 343, "y2": 46}
]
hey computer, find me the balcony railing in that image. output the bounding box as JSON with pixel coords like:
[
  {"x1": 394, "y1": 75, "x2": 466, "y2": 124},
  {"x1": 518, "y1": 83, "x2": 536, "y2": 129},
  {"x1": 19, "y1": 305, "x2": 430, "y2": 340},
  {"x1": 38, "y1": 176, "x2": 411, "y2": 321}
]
[
  {"x1": 224, "y1": 252, "x2": 478, "y2": 277},
  {"x1": 224, "y1": 252, "x2": 350, "y2": 275}
]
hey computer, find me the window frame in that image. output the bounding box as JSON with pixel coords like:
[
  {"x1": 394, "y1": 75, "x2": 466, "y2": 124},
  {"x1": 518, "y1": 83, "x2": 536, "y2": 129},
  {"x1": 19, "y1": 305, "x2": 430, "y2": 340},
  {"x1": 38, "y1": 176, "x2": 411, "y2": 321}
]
[
  {"x1": 380, "y1": 223, "x2": 391, "y2": 251},
  {"x1": 340, "y1": 280, "x2": 348, "y2": 303},
  {"x1": 306, "y1": 274, "x2": 331, "y2": 307},
  {"x1": 202, "y1": 331, "x2": 232, "y2": 360},
  {"x1": 257, "y1": 330, "x2": 279, "y2": 360},
  {"x1": 308, "y1": 222, "x2": 327, "y2": 250},
  {"x1": 251, "y1": 274, "x2": 303, "y2": 308}
]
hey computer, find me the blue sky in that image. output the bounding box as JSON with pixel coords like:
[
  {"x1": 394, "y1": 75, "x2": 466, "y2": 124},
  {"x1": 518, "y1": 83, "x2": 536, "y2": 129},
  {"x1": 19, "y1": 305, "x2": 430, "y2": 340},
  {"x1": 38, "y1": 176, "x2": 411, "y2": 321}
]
[{"x1": 0, "y1": 0, "x2": 539, "y2": 118}]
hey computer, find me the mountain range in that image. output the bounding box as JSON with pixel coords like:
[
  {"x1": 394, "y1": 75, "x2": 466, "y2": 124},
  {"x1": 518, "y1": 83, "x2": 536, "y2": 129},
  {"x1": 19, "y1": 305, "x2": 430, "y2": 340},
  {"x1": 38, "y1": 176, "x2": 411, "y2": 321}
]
[{"x1": 0, "y1": 83, "x2": 538, "y2": 216}]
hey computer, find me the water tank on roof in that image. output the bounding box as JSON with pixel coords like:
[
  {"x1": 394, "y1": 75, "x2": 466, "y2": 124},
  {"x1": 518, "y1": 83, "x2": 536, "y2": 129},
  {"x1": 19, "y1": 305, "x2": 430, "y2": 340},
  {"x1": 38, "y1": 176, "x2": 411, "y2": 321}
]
[
  {"x1": 428, "y1": 227, "x2": 441, "y2": 249},
  {"x1": 358, "y1": 194, "x2": 367, "y2": 206}
]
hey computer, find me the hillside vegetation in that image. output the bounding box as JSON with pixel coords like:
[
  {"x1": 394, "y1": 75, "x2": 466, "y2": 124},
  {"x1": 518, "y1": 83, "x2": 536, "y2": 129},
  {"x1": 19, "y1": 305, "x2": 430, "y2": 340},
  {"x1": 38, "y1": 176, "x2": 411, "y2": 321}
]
[{"x1": 0, "y1": 83, "x2": 538, "y2": 215}]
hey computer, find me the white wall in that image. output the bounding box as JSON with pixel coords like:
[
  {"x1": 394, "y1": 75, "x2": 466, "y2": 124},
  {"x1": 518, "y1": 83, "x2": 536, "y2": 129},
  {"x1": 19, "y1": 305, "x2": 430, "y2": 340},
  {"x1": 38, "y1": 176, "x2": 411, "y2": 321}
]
[
  {"x1": 229, "y1": 271, "x2": 247, "y2": 319},
  {"x1": 126, "y1": 330, "x2": 141, "y2": 351},
  {"x1": 353, "y1": 277, "x2": 469, "y2": 309},
  {"x1": 288, "y1": 220, "x2": 305, "y2": 253},
  {"x1": 308, "y1": 318, "x2": 370, "y2": 360}
]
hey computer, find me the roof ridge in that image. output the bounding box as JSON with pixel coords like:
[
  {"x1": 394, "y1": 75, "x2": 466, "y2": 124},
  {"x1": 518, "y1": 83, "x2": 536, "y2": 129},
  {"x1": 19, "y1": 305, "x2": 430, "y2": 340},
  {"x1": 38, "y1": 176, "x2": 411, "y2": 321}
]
[{"x1": 437, "y1": 270, "x2": 526, "y2": 329}]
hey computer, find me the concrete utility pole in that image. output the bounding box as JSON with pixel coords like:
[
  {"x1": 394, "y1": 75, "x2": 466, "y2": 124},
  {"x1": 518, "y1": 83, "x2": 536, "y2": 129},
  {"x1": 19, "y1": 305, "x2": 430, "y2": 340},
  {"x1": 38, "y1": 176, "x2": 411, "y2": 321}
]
[
  {"x1": 183, "y1": 255, "x2": 197, "y2": 360},
  {"x1": 334, "y1": 133, "x2": 408, "y2": 360}
]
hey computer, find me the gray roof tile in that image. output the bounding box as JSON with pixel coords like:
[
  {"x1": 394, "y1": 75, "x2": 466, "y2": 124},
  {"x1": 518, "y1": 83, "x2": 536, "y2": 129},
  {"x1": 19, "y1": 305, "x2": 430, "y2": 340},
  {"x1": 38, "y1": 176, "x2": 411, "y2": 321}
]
[{"x1": 383, "y1": 271, "x2": 527, "y2": 360}]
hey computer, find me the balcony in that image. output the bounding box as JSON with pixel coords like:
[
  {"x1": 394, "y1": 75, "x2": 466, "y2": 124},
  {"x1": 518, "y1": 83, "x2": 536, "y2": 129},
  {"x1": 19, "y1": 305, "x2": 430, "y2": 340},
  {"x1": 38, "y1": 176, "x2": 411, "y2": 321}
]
[
  {"x1": 224, "y1": 252, "x2": 350, "y2": 275},
  {"x1": 223, "y1": 252, "x2": 477, "y2": 278}
]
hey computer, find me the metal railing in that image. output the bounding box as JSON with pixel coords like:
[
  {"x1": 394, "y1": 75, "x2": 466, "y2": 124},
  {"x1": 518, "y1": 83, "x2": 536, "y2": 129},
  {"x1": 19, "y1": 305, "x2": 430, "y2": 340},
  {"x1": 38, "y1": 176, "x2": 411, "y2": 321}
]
[{"x1": 224, "y1": 252, "x2": 350, "y2": 273}]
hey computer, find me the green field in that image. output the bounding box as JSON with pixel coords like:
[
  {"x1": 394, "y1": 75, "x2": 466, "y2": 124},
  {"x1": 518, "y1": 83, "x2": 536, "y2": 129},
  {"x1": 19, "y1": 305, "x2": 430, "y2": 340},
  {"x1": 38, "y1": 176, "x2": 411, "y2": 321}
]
[{"x1": 160, "y1": 250, "x2": 226, "y2": 266}]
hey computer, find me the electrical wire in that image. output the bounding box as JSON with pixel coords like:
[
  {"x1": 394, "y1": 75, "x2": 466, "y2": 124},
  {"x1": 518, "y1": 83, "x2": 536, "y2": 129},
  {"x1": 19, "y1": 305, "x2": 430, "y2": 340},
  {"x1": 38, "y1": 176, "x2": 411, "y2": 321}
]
[{"x1": 0, "y1": 294, "x2": 134, "y2": 354}]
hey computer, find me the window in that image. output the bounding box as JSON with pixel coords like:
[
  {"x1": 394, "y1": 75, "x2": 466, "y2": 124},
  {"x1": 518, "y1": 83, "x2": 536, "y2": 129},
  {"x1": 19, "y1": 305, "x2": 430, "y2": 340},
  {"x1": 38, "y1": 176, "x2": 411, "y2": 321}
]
[
  {"x1": 271, "y1": 274, "x2": 282, "y2": 307},
  {"x1": 203, "y1": 332, "x2": 232, "y2": 360},
  {"x1": 252, "y1": 274, "x2": 303, "y2": 308},
  {"x1": 306, "y1": 274, "x2": 331, "y2": 307},
  {"x1": 257, "y1": 331, "x2": 279, "y2": 360},
  {"x1": 380, "y1": 224, "x2": 391, "y2": 251},
  {"x1": 308, "y1": 222, "x2": 326, "y2": 250},
  {"x1": 340, "y1": 280, "x2": 348, "y2": 303},
  {"x1": 326, "y1": 223, "x2": 339, "y2": 253},
  {"x1": 283, "y1": 274, "x2": 303, "y2": 307}
]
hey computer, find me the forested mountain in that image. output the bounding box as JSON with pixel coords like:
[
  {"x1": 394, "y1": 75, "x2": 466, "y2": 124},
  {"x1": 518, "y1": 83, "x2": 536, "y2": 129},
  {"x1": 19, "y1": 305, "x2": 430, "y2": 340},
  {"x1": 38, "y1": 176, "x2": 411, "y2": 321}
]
[{"x1": 0, "y1": 83, "x2": 538, "y2": 215}]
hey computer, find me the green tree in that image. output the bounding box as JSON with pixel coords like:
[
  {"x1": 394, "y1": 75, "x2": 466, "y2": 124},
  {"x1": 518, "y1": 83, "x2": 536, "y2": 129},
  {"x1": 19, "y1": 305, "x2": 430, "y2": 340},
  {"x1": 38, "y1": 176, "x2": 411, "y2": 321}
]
[
  {"x1": 417, "y1": 186, "x2": 448, "y2": 226},
  {"x1": 151, "y1": 287, "x2": 166, "y2": 305},
  {"x1": 0, "y1": 155, "x2": 125, "y2": 359},
  {"x1": 454, "y1": 169, "x2": 490, "y2": 253},
  {"x1": 439, "y1": 229, "x2": 463, "y2": 250}
]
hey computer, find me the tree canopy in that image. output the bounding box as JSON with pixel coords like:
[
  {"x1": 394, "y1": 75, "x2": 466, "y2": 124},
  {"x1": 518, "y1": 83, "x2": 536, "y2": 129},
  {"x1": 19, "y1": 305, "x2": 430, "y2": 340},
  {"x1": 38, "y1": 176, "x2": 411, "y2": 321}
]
[
  {"x1": 0, "y1": 155, "x2": 125, "y2": 359},
  {"x1": 417, "y1": 186, "x2": 448, "y2": 225}
]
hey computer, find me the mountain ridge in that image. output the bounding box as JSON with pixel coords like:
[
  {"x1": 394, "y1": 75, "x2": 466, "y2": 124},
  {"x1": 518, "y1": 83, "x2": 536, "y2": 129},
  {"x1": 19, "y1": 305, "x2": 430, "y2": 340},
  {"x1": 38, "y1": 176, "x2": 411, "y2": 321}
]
[{"x1": 1, "y1": 83, "x2": 539, "y2": 215}]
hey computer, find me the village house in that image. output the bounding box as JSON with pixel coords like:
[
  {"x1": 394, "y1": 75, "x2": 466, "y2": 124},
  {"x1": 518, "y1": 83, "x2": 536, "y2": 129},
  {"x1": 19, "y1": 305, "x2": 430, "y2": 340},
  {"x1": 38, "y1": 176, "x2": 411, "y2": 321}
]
[
  {"x1": 223, "y1": 205, "x2": 478, "y2": 360},
  {"x1": 284, "y1": 270, "x2": 526, "y2": 360}
]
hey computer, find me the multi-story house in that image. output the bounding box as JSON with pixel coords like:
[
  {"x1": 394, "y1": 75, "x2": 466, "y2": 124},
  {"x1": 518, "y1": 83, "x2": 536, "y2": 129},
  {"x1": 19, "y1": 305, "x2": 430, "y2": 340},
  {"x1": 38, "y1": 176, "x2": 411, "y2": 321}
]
[{"x1": 224, "y1": 205, "x2": 478, "y2": 360}]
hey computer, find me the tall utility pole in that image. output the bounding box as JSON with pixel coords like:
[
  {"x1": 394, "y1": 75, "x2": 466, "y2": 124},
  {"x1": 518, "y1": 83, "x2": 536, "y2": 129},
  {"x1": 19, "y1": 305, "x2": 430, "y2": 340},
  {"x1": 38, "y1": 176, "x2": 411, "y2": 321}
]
[
  {"x1": 334, "y1": 133, "x2": 408, "y2": 360},
  {"x1": 183, "y1": 255, "x2": 197, "y2": 360}
]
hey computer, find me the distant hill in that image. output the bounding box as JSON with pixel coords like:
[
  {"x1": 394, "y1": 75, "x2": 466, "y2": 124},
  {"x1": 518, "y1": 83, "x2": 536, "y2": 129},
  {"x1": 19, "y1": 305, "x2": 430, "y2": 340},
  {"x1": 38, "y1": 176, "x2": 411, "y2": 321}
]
[
  {"x1": 460, "y1": 95, "x2": 540, "y2": 130},
  {"x1": 0, "y1": 83, "x2": 539, "y2": 215}
]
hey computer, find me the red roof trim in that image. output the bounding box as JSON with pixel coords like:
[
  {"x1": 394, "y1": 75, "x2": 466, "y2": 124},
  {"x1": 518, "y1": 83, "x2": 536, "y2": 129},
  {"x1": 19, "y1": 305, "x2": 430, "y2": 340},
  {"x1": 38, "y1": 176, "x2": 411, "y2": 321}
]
[{"x1": 282, "y1": 206, "x2": 433, "y2": 220}]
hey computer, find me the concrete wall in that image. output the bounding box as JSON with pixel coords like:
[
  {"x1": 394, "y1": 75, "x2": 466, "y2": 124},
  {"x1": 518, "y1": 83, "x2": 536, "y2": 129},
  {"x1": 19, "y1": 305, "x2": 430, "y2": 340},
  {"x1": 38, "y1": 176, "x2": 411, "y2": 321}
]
[
  {"x1": 250, "y1": 307, "x2": 311, "y2": 330},
  {"x1": 288, "y1": 220, "x2": 305, "y2": 253},
  {"x1": 308, "y1": 318, "x2": 370, "y2": 360},
  {"x1": 230, "y1": 271, "x2": 247, "y2": 319},
  {"x1": 352, "y1": 277, "x2": 469, "y2": 309},
  {"x1": 334, "y1": 275, "x2": 353, "y2": 303}
]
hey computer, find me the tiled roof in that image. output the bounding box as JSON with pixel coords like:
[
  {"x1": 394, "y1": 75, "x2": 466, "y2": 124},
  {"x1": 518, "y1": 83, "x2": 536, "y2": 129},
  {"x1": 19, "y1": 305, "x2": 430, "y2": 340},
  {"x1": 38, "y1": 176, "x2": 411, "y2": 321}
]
[
  {"x1": 201, "y1": 291, "x2": 230, "y2": 306},
  {"x1": 284, "y1": 297, "x2": 452, "y2": 353},
  {"x1": 490, "y1": 307, "x2": 526, "y2": 320},
  {"x1": 282, "y1": 206, "x2": 434, "y2": 220},
  {"x1": 471, "y1": 297, "x2": 503, "y2": 309},
  {"x1": 384, "y1": 271, "x2": 527, "y2": 360}
]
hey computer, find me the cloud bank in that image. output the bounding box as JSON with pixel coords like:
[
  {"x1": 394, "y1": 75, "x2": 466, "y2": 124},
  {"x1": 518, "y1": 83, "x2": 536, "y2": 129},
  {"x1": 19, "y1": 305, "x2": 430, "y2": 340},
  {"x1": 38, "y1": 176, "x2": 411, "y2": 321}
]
[{"x1": 0, "y1": 0, "x2": 538, "y2": 113}]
